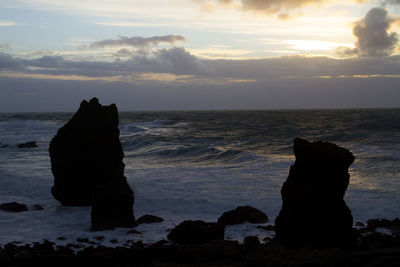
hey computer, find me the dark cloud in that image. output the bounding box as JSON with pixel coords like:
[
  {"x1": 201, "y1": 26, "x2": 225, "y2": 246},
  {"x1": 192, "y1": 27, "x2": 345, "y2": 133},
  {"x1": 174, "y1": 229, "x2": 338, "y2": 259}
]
[
  {"x1": 90, "y1": 35, "x2": 186, "y2": 48},
  {"x1": 381, "y1": 0, "x2": 400, "y2": 5},
  {"x1": 337, "y1": 7, "x2": 399, "y2": 57},
  {"x1": 194, "y1": 0, "x2": 349, "y2": 17},
  {"x1": 194, "y1": 1, "x2": 399, "y2": 18},
  {"x1": 1, "y1": 50, "x2": 399, "y2": 81},
  {"x1": 0, "y1": 48, "x2": 209, "y2": 78},
  {"x1": 114, "y1": 48, "x2": 134, "y2": 58},
  {"x1": 206, "y1": 55, "x2": 400, "y2": 80},
  {"x1": 240, "y1": 0, "x2": 323, "y2": 13},
  {"x1": 0, "y1": 53, "x2": 25, "y2": 71}
]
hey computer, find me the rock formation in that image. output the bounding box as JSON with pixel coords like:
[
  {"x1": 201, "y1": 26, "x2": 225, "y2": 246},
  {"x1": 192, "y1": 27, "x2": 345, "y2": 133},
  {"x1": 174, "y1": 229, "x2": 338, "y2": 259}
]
[
  {"x1": 49, "y1": 98, "x2": 136, "y2": 230},
  {"x1": 217, "y1": 206, "x2": 268, "y2": 226},
  {"x1": 17, "y1": 141, "x2": 38, "y2": 148},
  {"x1": 0, "y1": 202, "x2": 28, "y2": 212},
  {"x1": 167, "y1": 220, "x2": 225, "y2": 244},
  {"x1": 137, "y1": 215, "x2": 164, "y2": 224},
  {"x1": 275, "y1": 138, "x2": 355, "y2": 247}
]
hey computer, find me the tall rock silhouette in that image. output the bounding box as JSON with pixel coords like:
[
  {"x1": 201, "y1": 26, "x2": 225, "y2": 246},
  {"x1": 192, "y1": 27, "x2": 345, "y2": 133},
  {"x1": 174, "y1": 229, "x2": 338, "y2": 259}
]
[
  {"x1": 49, "y1": 98, "x2": 136, "y2": 230},
  {"x1": 275, "y1": 138, "x2": 355, "y2": 247}
]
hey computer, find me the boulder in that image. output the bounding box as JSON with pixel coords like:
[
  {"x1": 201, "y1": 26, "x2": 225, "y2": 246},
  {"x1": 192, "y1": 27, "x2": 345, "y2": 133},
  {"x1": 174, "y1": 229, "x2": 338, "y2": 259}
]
[
  {"x1": 137, "y1": 214, "x2": 164, "y2": 224},
  {"x1": 217, "y1": 205, "x2": 268, "y2": 226},
  {"x1": 167, "y1": 220, "x2": 225, "y2": 244},
  {"x1": 275, "y1": 138, "x2": 355, "y2": 247},
  {"x1": 16, "y1": 141, "x2": 38, "y2": 148},
  {"x1": 49, "y1": 98, "x2": 136, "y2": 229},
  {"x1": 0, "y1": 202, "x2": 28, "y2": 212}
]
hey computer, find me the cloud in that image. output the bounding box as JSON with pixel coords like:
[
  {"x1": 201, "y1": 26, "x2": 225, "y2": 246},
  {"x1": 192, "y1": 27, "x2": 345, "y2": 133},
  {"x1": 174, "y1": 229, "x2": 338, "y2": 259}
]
[
  {"x1": 0, "y1": 21, "x2": 16, "y2": 26},
  {"x1": 0, "y1": 53, "x2": 25, "y2": 71},
  {"x1": 90, "y1": 35, "x2": 187, "y2": 48},
  {"x1": 114, "y1": 48, "x2": 135, "y2": 58},
  {"x1": 1, "y1": 49, "x2": 400, "y2": 84},
  {"x1": 192, "y1": 0, "x2": 374, "y2": 18},
  {"x1": 0, "y1": 47, "x2": 211, "y2": 79},
  {"x1": 337, "y1": 7, "x2": 399, "y2": 57},
  {"x1": 240, "y1": 0, "x2": 323, "y2": 13},
  {"x1": 381, "y1": 0, "x2": 400, "y2": 5}
]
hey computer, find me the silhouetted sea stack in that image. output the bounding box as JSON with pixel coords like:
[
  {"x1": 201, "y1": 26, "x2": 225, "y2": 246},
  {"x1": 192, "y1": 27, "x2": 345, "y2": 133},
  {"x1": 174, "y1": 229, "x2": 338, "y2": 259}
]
[
  {"x1": 49, "y1": 98, "x2": 136, "y2": 230},
  {"x1": 275, "y1": 138, "x2": 355, "y2": 247}
]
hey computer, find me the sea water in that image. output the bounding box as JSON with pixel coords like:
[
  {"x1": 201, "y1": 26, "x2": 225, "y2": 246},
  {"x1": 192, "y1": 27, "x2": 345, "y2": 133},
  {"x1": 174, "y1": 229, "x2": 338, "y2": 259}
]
[{"x1": 0, "y1": 109, "x2": 399, "y2": 246}]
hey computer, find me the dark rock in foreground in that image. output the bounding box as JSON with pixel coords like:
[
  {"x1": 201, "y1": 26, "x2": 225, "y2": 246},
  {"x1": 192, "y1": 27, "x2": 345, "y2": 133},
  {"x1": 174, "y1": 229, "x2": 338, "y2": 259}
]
[
  {"x1": 275, "y1": 138, "x2": 355, "y2": 247},
  {"x1": 0, "y1": 202, "x2": 28, "y2": 212},
  {"x1": 218, "y1": 205, "x2": 268, "y2": 226},
  {"x1": 137, "y1": 214, "x2": 164, "y2": 224},
  {"x1": 2, "y1": 237, "x2": 400, "y2": 266},
  {"x1": 243, "y1": 236, "x2": 261, "y2": 251},
  {"x1": 49, "y1": 98, "x2": 136, "y2": 230},
  {"x1": 167, "y1": 220, "x2": 225, "y2": 244},
  {"x1": 16, "y1": 141, "x2": 38, "y2": 148}
]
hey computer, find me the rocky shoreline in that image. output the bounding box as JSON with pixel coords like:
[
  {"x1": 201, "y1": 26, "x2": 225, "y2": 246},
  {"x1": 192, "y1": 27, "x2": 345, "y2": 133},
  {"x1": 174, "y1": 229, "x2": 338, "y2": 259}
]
[{"x1": 1, "y1": 218, "x2": 400, "y2": 266}]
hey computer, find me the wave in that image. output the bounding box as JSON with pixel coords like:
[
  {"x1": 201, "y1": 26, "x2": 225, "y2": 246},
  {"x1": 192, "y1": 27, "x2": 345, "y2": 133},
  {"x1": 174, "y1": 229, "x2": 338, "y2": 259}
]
[
  {"x1": 124, "y1": 141, "x2": 263, "y2": 165},
  {"x1": 133, "y1": 119, "x2": 174, "y2": 128}
]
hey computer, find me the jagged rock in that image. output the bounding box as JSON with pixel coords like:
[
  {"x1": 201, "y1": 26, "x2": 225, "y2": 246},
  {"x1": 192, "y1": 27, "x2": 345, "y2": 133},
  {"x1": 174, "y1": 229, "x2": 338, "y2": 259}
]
[
  {"x1": 16, "y1": 141, "x2": 38, "y2": 148},
  {"x1": 217, "y1": 205, "x2": 268, "y2": 226},
  {"x1": 137, "y1": 214, "x2": 164, "y2": 224},
  {"x1": 32, "y1": 240, "x2": 55, "y2": 256},
  {"x1": 49, "y1": 98, "x2": 136, "y2": 230},
  {"x1": 167, "y1": 220, "x2": 225, "y2": 244},
  {"x1": 0, "y1": 202, "x2": 28, "y2": 212},
  {"x1": 275, "y1": 138, "x2": 355, "y2": 247}
]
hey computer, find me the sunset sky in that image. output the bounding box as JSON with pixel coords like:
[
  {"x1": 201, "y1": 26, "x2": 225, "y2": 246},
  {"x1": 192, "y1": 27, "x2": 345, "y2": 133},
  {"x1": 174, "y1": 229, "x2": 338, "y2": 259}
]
[{"x1": 0, "y1": 0, "x2": 399, "y2": 111}]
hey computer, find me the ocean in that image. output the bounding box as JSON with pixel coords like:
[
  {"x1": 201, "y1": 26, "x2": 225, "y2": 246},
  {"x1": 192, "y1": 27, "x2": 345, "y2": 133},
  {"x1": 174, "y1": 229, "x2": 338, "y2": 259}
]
[{"x1": 1, "y1": 109, "x2": 400, "y2": 247}]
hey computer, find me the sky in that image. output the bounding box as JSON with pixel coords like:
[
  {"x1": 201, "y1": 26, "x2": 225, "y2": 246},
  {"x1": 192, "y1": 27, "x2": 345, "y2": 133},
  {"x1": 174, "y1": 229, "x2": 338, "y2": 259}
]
[{"x1": 0, "y1": 0, "x2": 399, "y2": 111}]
